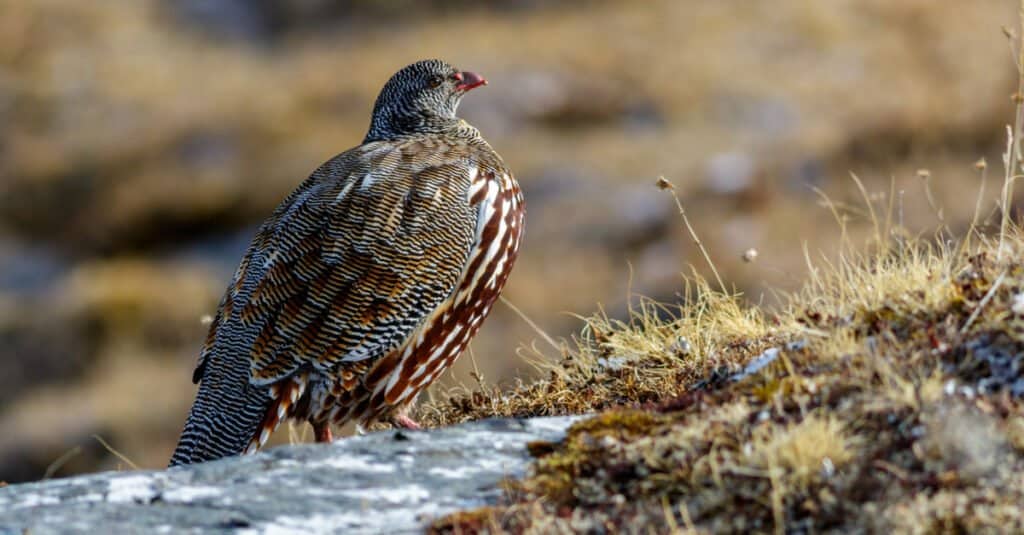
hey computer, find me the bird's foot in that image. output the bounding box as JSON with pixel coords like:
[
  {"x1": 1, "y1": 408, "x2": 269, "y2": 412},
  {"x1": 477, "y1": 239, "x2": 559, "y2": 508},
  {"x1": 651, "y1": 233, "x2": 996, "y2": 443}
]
[
  {"x1": 313, "y1": 422, "x2": 333, "y2": 443},
  {"x1": 393, "y1": 414, "x2": 422, "y2": 430}
]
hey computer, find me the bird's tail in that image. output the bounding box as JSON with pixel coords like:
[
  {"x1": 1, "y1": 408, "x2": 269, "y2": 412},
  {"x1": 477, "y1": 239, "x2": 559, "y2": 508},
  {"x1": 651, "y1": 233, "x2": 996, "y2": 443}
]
[
  {"x1": 168, "y1": 362, "x2": 309, "y2": 467},
  {"x1": 168, "y1": 369, "x2": 269, "y2": 466}
]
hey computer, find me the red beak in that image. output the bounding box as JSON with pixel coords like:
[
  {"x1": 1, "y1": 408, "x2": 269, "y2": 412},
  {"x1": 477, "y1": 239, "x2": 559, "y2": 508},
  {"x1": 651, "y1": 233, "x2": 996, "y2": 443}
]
[{"x1": 454, "y1": 71, "x2": 487, "y2": 92}]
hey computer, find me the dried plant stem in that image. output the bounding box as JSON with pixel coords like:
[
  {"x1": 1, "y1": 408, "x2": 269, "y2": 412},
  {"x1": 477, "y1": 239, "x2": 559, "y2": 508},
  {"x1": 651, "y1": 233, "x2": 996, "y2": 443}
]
[
  {"x1": 1000, "y1": 127, "x2": 1020, "y2": 260},
  {"x1": 500, "y1": 295, "x2": 563, "y2": 354},
  {"x1": 92, "y1": 434, "x2": 139, "y2": 471},
  {"x1": 660, "y1": 179, "x2": 727, "y2": 294},
  {"x1": 961, "y1": 270, "x2": 1006, "y2": 333},
  {"x1": 1000, "y1": 2, "x2": 1024, "y2": 259},
  {"x1": 43, "y1": 446, "x2": 82, "y2": 480},
  {"x1": 972, "y1": 164, "x2": 987, "y2": 233},
  {"x1": 850, "y1": 173, "x2": 881, "y2": 249},
  {"x1": 920, "y1": 173, "x2": 945, "y2": 226},
  {"x1": 960, "y1": 160, "x2": 988, "y2": 257}
]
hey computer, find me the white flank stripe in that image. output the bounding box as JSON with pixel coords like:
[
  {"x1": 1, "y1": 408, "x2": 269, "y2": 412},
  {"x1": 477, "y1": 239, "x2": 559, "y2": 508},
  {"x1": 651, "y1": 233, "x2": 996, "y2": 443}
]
[
  {"x1": 335, "y1": 179, "x2": 356, "y2": 202},
  {"x1": 359, "y1": 172, "x2": 376, "y2": 191},
  {"x1": 448, "y1": 324, "x2": 464, "y2": 339}
]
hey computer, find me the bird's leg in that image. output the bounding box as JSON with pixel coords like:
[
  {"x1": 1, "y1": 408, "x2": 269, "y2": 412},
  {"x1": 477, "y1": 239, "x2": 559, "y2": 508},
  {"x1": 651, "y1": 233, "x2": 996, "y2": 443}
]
[
  {"x1": 392, "y1": 414, "x2": 422, "y2": 430},
  {"x1": 312, "y1": 421, "x2": 333, "y2": 443}
]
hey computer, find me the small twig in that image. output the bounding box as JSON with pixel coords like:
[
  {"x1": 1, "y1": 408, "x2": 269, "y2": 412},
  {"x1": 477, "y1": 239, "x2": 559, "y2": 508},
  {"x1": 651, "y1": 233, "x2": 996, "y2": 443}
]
[
  {"x1": 793, "y1": 326, "x2": 831, "y2": 338},
  {"x1": 961, "y1": 271, "x2": 1007, "y2": 333},
  {"x1": 898, "y1": 189, "x2": 905, "y2": 257},
  {"x1": 43, "y1": 446, "x2": 82, "y2": 480},
  {"x1": 873, "y1": 459, "x2": 911, "y2": 483},
  {"x1": 999, "y1": 126, "x2": 1018, "y2": 259},
  {"x1": 661, "y1": 496, "x2": 681, "y2": 534},
  {"x1": 499, "y1": 295, "x2": 563, "y2": 354},
  {"x1": 962, "y1": 158, "x2": 988, "y2": 257},
  {"x1": 657, "y1": 177, "x2": 727, "y2": 294},
  {"x1": 918, "y1": 169, "x2": 945, "y2": 227},
  {"x1": 1000, "y1": 4, "x2": 1024, "y2": 260},
  {"x1": 850, "y1": 172, "x2": 881, "y2": 249},
  {"x1": 93, "y1": 435, "x2": 140, "y2": 471},
  {"x1": 678, "y1": 500, "x2": 697, "y2": 535}
]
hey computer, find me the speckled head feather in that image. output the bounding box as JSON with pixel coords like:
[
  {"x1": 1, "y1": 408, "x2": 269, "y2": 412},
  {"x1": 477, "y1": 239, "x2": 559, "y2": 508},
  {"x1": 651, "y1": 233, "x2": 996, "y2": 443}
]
[{"x1": 365, "y1": 59, "x2": 486, "y2": 142}]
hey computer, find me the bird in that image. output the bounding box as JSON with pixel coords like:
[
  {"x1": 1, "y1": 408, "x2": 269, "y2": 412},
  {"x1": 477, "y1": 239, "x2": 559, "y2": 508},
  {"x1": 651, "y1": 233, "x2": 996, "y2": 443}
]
[{"x1": 169, "y1": 59, "x2": 524, "y2": 466}]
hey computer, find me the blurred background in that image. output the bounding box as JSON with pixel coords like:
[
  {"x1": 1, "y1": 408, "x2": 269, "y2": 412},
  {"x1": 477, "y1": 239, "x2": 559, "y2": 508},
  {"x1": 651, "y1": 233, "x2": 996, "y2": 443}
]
[{"x1": 0, "y1": 0, "x2": 1018, "y2": 481}]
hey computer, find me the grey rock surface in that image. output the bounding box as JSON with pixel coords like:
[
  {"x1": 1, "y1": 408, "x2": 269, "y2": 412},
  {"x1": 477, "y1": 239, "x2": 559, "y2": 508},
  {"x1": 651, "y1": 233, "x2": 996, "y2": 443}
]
[{"x1": 0, "y1": 416, "x2": 580, "y2": 534}]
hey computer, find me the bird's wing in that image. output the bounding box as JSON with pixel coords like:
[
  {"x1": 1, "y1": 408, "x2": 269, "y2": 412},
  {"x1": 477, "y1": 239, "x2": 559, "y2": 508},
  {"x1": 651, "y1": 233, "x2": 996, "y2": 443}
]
[{"x1": 194, "y1": 138, "x2": 485, "y2": 388}]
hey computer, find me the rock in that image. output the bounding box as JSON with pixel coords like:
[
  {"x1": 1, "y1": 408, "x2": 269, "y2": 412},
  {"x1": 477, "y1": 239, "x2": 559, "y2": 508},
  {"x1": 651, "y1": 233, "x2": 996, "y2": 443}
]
[
  {"x1": 705, "y1": 151, "x2": 756, "y2": 195},
  {"x1": 0, "y1": 416, "x2": 579, "y2": 534}
]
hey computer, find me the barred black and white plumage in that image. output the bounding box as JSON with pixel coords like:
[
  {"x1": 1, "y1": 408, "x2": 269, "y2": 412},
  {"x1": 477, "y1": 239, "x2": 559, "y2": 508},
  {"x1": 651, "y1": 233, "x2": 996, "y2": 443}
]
[{"x1": 169, "y1": 59, "x2": 524, "y2": 466}]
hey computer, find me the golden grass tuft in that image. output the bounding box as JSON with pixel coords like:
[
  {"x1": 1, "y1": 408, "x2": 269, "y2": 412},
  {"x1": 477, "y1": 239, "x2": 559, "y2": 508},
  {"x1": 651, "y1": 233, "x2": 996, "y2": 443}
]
[
  {"x1": 429, "y1": 216, "x2": 1024, "y2": 534},
  {"x1": 744, "y1": 413, "x2": 857, "y2": 490}
]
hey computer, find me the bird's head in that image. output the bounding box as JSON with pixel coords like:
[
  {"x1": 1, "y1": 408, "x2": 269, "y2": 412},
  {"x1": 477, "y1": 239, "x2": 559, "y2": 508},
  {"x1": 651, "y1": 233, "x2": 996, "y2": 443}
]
[{"x1": 364, "y1": 59, "x2": 488, "y2": 142}]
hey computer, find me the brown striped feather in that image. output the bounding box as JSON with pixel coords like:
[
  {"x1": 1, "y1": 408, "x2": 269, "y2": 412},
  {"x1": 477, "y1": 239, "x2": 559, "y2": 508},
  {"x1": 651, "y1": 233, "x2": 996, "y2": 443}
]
[{"x1": 193, "y1": 137, "x2": 524, "y2": 447}]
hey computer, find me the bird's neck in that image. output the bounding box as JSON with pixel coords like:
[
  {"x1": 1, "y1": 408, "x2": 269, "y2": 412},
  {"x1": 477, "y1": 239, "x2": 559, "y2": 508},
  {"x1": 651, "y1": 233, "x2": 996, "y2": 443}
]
[{"x1": 364, "y1": 111, "x2": 481, "y2": 143}]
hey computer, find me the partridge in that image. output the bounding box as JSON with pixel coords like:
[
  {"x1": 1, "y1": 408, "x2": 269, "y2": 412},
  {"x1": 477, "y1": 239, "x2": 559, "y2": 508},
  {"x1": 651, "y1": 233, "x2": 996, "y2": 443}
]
[{"x1": 170, "y1": 59, "x2": 524, "y2": 466}]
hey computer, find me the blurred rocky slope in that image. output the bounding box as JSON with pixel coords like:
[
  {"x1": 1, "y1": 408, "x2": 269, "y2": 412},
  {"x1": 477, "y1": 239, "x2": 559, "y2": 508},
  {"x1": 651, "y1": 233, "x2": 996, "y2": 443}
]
[{"x1": 0, "y1": 0, "x2": 1017, "y2": 481}]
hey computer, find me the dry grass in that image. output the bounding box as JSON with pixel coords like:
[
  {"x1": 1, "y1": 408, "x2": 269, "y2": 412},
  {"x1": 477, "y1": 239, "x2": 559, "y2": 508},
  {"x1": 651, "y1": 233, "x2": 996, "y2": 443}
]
[{"x1": 428, "y1": 223, "x2": 1024, "y2": 534}]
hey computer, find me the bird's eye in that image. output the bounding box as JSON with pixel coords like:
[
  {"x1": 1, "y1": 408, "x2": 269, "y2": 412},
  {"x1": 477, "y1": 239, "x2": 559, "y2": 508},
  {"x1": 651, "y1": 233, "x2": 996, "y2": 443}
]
[{"x1": 427, "y1": 75, "x2": 443, "y2": 88}]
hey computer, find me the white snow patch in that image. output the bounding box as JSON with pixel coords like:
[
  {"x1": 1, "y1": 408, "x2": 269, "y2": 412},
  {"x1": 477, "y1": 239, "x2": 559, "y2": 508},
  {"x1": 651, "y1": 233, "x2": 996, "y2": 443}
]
[
  {"x1": 162, "y1": 485, "x2": 223, "y2": 503},
  {"x1": 1010, "y1": 292, "x2": 1024, "y2": 315},
  {"x1": 336, "y1": 484, "x2": 430, "y2": 504},
  {"x1": 252, "y1": 502, "x2": 445, "y2": 535},
  {"x1": 106, "y1": 474, "x2": 158, "y2": 503},
  {"x1": 316, "y1": 455, "x2": 395, "y2": 473},
  {"x1": 427, "y1": 466, "x2": 475, "y2": 479},
  {"x1": 246, "y1": 513, "x2": 368, "y2": 535},
  {"x1": 733, "y1": 347, "x2": 780, "y2": 381},
  {"x1": 526, "y1": 415, "x2": 583, "y2": 435},
  {"x1": 8, "y1": 493, "x2": 61, "y2": 509},
  {"x1": 449, "y1": 454, "x2": 514, "y2": 476}
]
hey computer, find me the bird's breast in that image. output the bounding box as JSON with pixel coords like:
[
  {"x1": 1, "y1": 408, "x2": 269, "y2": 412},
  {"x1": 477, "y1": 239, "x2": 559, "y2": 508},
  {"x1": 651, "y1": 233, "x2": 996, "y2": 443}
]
[{"x1": 374, "y1": 164, "x2": 523, "y2": 407}]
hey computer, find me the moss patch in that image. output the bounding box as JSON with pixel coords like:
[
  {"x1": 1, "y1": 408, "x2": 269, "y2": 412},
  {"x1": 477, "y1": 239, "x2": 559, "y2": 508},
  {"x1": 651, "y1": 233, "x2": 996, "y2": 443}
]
[{"x1": 426, "y1": 235, "x2": 1024, "y2": 533}]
